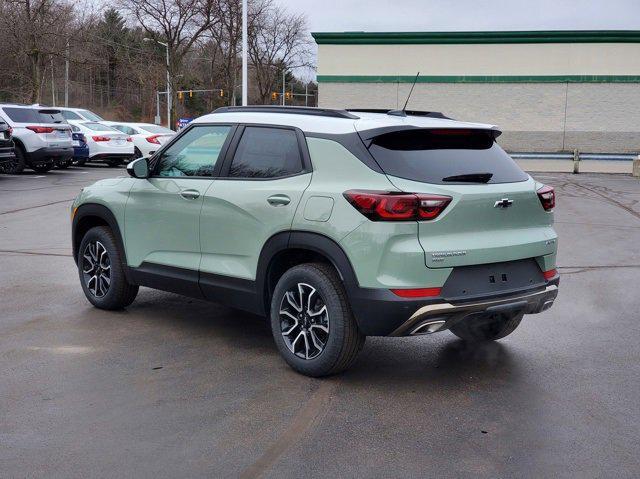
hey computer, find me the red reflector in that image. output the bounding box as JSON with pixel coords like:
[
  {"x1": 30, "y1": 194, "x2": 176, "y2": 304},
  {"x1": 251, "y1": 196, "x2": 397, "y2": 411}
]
[
  {"x1": 543, "y1": 268, "x2": 557, "y2": 280},
  {"x1": 390, "y1": 287, "x2": 442, "y2": 298},
  {"x1": 537, "y1": 185, "x2": 555, "y2": 211},
  {"x1": 344, "y1": 190, "x2": 451, "y2": 221},
  {"x1": 26, "y1": 126, "x2": 54, "y2": 134}
]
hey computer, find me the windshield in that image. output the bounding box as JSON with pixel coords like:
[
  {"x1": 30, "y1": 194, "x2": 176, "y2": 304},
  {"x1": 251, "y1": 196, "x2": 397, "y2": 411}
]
[
  {"x1": 140, "y1": 125, "x2": 174, "y2": 134},
  {"x1": 83, "y1": 122, "x2": 119, "y2": 132},
  {"x1": 367, "y1": 129, "x2": 528, "y2": 185},
  {"x1": 79, "y1": 110, "x2": 104, "y2": 121}
]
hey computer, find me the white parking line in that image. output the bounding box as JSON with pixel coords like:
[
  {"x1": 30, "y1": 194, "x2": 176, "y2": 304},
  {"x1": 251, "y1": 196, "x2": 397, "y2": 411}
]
[{"x1": 1, "y1": 175, "x2": 45, "y2": 179}]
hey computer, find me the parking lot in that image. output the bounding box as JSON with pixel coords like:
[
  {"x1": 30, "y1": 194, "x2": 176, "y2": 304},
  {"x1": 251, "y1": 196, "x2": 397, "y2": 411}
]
[{"x1": 1, "y1": 167, "x2": 639, "y2": 478}]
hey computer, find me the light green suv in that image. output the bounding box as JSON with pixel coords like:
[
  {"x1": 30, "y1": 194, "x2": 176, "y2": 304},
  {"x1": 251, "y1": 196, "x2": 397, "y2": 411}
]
[{"x1": 71, "y1": 106, "x2": 559, "y2": 377}]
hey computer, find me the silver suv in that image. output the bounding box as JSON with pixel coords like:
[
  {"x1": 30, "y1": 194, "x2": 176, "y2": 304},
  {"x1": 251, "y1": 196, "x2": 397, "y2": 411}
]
[{"x1": 0, "y1": 104, "x2": 73, "y2": 173}]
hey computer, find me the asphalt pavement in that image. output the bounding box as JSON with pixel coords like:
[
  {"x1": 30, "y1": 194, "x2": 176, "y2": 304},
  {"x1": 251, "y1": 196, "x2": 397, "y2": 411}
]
[{"x1": 1, "y1": 166, "x2": 639, "y2": 478}]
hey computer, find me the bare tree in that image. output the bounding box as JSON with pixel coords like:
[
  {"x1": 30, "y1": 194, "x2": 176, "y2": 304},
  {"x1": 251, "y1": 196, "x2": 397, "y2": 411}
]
[{"x1": 248, "y1": 2, "x2": 312, "y2": 104}]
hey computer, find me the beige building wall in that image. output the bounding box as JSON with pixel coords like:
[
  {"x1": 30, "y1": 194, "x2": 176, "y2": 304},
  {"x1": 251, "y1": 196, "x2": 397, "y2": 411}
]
[
  {"x1": 315, "y1": 34, "x2": 640, "y2": 153},
  {"x1": 318, "y1": 82, "x2": 640, "y2": 153}
]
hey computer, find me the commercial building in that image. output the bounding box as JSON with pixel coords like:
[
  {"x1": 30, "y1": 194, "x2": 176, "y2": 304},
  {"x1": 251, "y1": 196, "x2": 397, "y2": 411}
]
[{"x1": 312, "y1": 31, "x2": 640, "y2": 153}]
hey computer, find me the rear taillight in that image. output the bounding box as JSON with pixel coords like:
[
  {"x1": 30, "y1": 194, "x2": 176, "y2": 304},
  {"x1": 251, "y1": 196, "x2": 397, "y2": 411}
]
[
  {"x1": 343, "y1": 190, "x2": 451, "y2": 221},
  {"x1": 26, "y1": 126, "x2": 54, "y2": 134},
  {"x1": 92, "y1": 135, "x2": 110, "y2": 142},
  {"x1": 126, "y1": 137, "x2": 132, "y2": 142},
  {"x1": 537, "y1": 185, "x2": 555, "y2": 211},
  {"x1": 7, "y1": 127, "x2": 13, "y2": 136},
  {"x1": 390, "y1": 287, "x2": 442, "y2": 298},
  {"x1": 146, "y1": 135, "x2": 161, "y2": 144},
  {"x1": 542, "y1": 268, "x2": 558, "y2": 280}
]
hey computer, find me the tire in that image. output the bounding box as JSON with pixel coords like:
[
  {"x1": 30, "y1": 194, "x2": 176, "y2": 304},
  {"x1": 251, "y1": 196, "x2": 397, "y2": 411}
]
[
  {"x1": 32, "y1": 163, "x2": 53, "y2": 173},
  {"x1": 74, "y1": 158, "x2": 86, "y2": 166},
  {"x1": 6, "y1": 146, "x2": 25, "y2": 174},
  {"x1": 107, "y1": 159, "x2": 122, "y2": 167},
  {"x1": 77, "y1": 226, "x2": 139, "y2": 310},
  {"x1": 270, "y1": 263, "x2": 365, "y2": 377},
  {"x1": 56, "y1": 160, "x2": 71, "y2": 169},
  {"x1": 449, "y1": 311, "x2": 524, "y2": 341}
]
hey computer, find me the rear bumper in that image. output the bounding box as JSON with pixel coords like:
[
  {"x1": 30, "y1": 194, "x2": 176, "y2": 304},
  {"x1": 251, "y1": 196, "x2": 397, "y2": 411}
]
[
  {"x1": 90, "y1": 153, "x2": 134, "y2": 163},
  {"x1": 27, "y1": 147, "x2": 74, "y2": 165},
  {"x1": 348, "y1": 277, "x2": 559, "y2": 336}
]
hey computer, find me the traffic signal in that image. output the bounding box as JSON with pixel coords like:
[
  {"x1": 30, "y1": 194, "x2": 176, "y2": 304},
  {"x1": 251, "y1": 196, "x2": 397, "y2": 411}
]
[
  {"x1": 285, "y1": 92, "x2": 292, "y2": 100},
  {"x1": 219, "y1": 89, "x2": 224, "y2": 97},
  {"x1": 271, "y1": 92, "x2": 278, "y2": 101},
  {"x1": 189, "y1": 90, "x2": 193, "y2": 98},
  {"x1": 178, "y1": 91, "x2": 184, "y2": 100}
]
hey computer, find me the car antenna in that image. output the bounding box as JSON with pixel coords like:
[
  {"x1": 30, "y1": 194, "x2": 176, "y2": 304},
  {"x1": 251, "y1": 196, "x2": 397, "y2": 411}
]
[{"x1": 388, "y1": 72, "x2": 420, "y2": 117}]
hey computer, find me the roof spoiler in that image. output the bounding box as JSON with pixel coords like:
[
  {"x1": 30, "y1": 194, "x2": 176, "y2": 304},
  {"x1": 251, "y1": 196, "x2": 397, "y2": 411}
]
[
  {"x1": 357, "y1": 125, "x2": 502, "y2": 146},
  {"x1": 346, "y1": 109, "x2": 453, "y2": 120}
]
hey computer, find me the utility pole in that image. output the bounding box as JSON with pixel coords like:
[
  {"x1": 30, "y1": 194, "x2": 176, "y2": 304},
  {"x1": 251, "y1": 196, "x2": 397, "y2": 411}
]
[
  {"x1": 282, "y1": 69, "x2": 285, "y2": 106},
  {"x1": 144, "y1": 38, "x2": 171, "y2": 129},
  {"x1": 305, "y1": 83, "x2": 308, "y2": 107},
  {"x1": 241, "y1": 0, "x2": 248, "y2": 106},
  {"x1": 50, "y1": 58, "x2": 56, "y2": 106},
  {"x1": 64, "y1": 40, "x2": 69, "y2": 107}
]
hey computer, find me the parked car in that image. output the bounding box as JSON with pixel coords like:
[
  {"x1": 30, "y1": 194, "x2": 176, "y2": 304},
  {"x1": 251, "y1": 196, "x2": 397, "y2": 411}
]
[
  {"x1": 104, "y1": 122, "x2": 175, "y2": 158},
  {"x1": 0, "y1": 104, "x2": 73, "y2": 173},
  {"x1": 56, "y1": 107, "x2": 105, "y2": 122},
  {"x1": 71, "y1": 106, "x2": 559, "y2": 377},
  {"x1": 67, "y1": 121, "x2": 134, "y2": 167},
  {"x1": 0, "y1": 117, "x2": 17, "y2": 172},
  {"x1": 70, "y1": 125, "x2": 89, "y2": 166}
]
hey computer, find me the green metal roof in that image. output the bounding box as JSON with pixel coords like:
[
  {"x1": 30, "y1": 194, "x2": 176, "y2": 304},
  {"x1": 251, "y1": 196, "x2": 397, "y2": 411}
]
[{"x1": 311, "y1": 30, "x2": 640, "y2": 45}]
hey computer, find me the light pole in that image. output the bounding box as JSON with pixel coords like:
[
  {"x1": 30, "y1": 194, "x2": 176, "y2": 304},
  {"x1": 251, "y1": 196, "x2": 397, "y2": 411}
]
[
  {"x1": 144, "y1": 38, "x2": 171, "y2": 129},
  {"x1": 241, "y1": 0, "x2": 248, "y2": 106}
]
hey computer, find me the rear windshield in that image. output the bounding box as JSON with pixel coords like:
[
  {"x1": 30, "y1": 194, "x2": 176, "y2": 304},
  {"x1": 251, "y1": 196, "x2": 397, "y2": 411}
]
[
  {"x1": 140, "y1": 125, "x2": 174, "y2": 134},
  {"x1": 367, "y1": 129, "x2": 528, "y2": 184},
  {"x1": 61, "y1": 110, "x2": 82, "y2": 120},
  {"x1": 83, "y1": 122, "x2": 119, "y2": 132},
  {"x1": 2, "y1": 107, "x2": 65, "y2": 124},
  {"x1": 79, "y1": 110, "x2": 104, "y2": 121}
]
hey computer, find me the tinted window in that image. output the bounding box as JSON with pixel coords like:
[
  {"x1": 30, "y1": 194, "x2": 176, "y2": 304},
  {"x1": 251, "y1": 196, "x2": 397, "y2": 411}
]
[
  {"x1": 3, "y1": 107, "x2": 40, "y2": 123},
  {"x1": 38, "y1": 110, "x2": 65, "y2": 123},
  {"x1": 228, "y1": 127, "x2": 302, "y2": 178},
  {"x1": 112, "y1": 125, "x2": 136, "y2": 135},
  {"x1": 156, "y1": 125, "x2": 231, "y2": 177},
  {"x1": 367, "y1": 129, "x2": 528, "y2": 184},
  {"x1": 61, "y1": 110, "x2": 82, "y2": 120}
]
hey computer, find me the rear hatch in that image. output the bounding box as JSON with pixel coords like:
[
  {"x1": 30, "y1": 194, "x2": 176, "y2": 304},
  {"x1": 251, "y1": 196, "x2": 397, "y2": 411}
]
[
  {"x1": 2, "y1": 107, "x2": 71, "y2": 147},
  {"x1": 360, "y1": 126, "x2": 556, "y2": 269}
]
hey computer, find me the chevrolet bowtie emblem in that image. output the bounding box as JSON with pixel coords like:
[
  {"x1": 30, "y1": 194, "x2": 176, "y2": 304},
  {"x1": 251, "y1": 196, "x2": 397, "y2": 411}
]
[{"x1": 494, "y1": 198, "x2": 514, "y2": 208}]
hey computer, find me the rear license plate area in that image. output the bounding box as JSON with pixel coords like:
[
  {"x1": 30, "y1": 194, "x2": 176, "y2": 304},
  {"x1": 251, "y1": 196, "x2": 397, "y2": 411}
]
[{"x1": 441, "y1": 258, "x2": 545, "y2": 301}]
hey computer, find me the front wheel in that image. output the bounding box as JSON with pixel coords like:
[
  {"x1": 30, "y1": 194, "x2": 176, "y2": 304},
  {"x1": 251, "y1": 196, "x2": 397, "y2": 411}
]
[
  {"x1": 270, "y1": 263, "x2": 365, "y2": 377},
  {"x1": 78, "y1": 226, "x2": 138, "y2": 309},
  {"x1": 449, "y1": 312, "x2": 524, "y2": 341}
]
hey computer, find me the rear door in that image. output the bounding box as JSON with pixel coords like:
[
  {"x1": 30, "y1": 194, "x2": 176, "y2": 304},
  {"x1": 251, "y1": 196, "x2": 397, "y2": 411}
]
[
  {"x1": 199, "y1": 125, "x2": 312, "y2": 284},
  {"x1": 364, "y1": 128, "x2": 557, "y2": 269}
]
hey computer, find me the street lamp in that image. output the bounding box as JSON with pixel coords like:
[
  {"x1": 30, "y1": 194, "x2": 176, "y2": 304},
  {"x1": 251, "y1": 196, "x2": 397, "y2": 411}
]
[{"x1": 144, "y1": 38, "x2": 171, "y2": 129}]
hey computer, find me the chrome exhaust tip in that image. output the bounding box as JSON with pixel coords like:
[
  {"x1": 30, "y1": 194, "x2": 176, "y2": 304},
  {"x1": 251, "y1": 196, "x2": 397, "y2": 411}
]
[{"x1": 410, "y1": 319, "x2": 447, "y2": 335}]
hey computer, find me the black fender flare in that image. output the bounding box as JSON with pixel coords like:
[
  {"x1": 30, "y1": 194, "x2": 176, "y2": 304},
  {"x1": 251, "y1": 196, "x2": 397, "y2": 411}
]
[
  {"x1": 72, "y1": 204, "x2": 129, "y2": 279},
  {"x1": 255, "y1": 230, "x2": 361, "y2": 314}
]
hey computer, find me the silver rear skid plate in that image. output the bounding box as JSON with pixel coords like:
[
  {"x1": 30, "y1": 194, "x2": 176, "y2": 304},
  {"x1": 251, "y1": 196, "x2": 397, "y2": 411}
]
[{"x1": 390, "y1": 285, "x2": 558, "y2": 337}]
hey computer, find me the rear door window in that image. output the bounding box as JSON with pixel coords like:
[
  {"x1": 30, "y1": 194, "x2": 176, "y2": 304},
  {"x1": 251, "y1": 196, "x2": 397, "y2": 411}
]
[
  {"x1": 367, "y1": 129, "x2": 528, "y2": 184},
  {"x1": 227, "y1": 127, "x2": 303, "y2": 179}
]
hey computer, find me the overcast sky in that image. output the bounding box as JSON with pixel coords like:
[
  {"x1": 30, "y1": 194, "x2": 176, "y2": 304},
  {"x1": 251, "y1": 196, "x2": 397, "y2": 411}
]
[{"x1": 281, "y1": 0, "x2": 640, "y2": 33}]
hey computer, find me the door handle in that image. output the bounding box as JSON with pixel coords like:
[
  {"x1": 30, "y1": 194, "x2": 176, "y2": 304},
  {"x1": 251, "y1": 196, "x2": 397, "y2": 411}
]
[
  {"x1": 267, "y1": 194, "x2": 291, "y2": 206},
  {"x1": 180, "y1": 189, "x2": 200, "y2": 200}
]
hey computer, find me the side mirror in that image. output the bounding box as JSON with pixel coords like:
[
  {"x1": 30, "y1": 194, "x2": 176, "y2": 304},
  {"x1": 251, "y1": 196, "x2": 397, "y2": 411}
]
[{"x1": 127, "y1": 157, "x2": 150, "y2": 179}]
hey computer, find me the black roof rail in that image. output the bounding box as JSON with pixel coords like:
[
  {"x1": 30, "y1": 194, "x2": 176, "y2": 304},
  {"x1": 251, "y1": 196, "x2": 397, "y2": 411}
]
[
  {"x1": 213, "y1": 105, "x2": 359, "y2": 119},
  {"x1": 346, "y1": 108, "x2": 452, "y2": 120}
]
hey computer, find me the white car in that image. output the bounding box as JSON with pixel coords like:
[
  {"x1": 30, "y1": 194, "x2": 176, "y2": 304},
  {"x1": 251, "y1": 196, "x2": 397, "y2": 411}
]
[
  {"x1": 68, "y1": 121, "x2": 134, "y2": 167},
  {"x1": 0, "y1": 104, "x2": 73, "y2": 173},
  {"x1": 104, "y1": 122, "x2": 175, "y2": 158},
  {"x1": 57, "y1": 107, "x2": 106, "y2": 122}
]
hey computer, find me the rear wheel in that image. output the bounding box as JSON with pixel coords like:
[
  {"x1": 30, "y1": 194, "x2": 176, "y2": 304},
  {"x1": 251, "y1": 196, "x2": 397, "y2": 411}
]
[
  {"x1": 78, "y1": 226, "x2": 138, "y2": 310},
  {"x1": 6, "y1": 146, "x2": 25, "y2": 174},
  {"x1": 107, "y1": 159, "x2": 122, "y2": 167},
  {"x1": 270, "y1": 263, "x2": 365, "y2": 377},
  {"x1": 74, "y1": 158, "x2": 86, "y2": 166},
  {"x1": 449, "y1": 312, "x2": 524, "y2": 341}
]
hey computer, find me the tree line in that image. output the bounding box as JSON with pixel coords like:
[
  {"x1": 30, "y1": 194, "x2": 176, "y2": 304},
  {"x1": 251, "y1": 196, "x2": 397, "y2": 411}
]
[{"x1": 0, "y1": 0, "x2": 315, "y2": 123}]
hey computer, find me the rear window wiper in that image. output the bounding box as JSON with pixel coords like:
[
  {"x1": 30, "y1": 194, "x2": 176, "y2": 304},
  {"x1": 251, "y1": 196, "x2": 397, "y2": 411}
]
[{"x1": 442, "y1": 173, "x2": 493, "y2": 183}]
